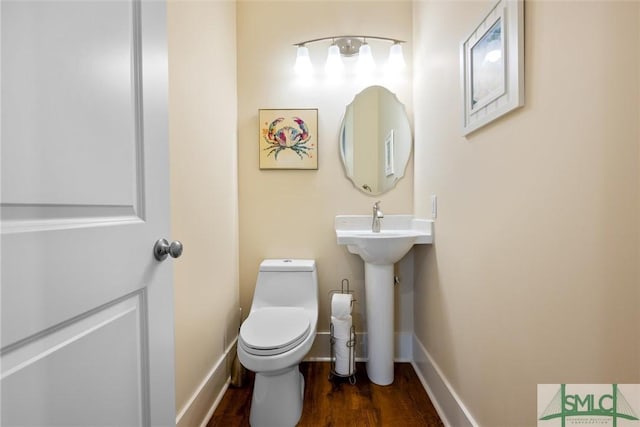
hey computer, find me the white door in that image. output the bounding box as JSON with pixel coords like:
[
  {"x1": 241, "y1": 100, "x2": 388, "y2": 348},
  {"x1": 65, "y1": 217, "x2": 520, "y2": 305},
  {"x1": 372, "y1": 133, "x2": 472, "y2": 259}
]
[{"x1": 1, "y1": 1, "x2": 176, "y2": 426}]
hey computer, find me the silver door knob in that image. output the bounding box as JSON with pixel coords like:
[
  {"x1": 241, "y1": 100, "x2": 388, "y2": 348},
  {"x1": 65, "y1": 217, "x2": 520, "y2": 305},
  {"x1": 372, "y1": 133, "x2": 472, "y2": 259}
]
[{"x1": 154, "y1": 238, "x2": 183, "y2": 261}]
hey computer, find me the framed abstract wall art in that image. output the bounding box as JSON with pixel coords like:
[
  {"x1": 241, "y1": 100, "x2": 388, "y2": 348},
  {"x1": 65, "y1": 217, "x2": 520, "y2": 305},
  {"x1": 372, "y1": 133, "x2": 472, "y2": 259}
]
[
  {"x1": 258, "y1": 109, "x2": 318, "y2": 170},
  {"x1": 461, "y1": 0, "x2": 524, "y2": 135}
]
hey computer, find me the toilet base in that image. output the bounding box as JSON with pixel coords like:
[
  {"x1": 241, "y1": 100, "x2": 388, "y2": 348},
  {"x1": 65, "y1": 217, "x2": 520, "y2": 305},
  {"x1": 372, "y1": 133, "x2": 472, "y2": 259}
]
[{"x1": 249, "y1": 365, "x2": 305, "y2": 427}]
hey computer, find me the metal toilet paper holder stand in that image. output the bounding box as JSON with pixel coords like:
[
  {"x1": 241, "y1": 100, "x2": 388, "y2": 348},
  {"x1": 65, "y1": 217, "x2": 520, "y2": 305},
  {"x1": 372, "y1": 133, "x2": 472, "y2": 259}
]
[{"x1": 329, "y1": 278, "x2": 357, "y2": 384}]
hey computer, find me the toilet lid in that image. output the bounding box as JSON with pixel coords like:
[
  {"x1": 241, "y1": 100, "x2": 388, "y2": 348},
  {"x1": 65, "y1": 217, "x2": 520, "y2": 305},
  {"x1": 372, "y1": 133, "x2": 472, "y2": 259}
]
[{"x1": 240, "y1": 307, "x2": 310, "y2": 356}]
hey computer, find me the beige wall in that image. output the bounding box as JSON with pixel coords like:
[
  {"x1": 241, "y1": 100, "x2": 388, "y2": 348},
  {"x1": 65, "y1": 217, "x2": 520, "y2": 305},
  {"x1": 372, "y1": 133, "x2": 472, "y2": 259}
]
[
  {"x1": 237, "y1": 1, "x2": 414, "y2": 337},
  {"x1": 168, "y1": 0, "x2": 239, "y2": 422},
  {"x1": 168, "y1": 1, "x2": 639, "y2": 424},
  {"x1": 413, "y1": 1, "x2": 640, "y2": 426}
]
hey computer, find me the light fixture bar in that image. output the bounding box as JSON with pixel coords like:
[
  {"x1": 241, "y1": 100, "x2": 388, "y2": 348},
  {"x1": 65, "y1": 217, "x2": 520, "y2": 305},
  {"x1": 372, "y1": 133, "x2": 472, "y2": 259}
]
[
  {"x1": 334, "y1": 37, "x2": 362, "y2": 57},
  {"x1": 294, "y1": 35, "x2": 405, "y2": 48}
]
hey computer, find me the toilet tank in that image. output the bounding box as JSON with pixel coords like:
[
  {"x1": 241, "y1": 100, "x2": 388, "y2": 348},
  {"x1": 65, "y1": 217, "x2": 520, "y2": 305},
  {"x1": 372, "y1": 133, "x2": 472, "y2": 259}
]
[{"x1": 251, "y1": 259, "x2": 318, "y2": 311}]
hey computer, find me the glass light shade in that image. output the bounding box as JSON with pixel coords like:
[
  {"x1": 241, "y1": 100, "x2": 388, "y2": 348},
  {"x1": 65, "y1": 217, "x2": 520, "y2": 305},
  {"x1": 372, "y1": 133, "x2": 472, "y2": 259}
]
[
  {"x1": 387, "y1": 43, "x2": 406, "y2": 70},
  {"x1": 356, "y1": 43, "x2": 375, "y2": 74},
  {"x1": 295, "y1": 45, "x2": 312, "y2": 75},
  {"x1": 325, "y1": 44, "x2": 344, "y2": 74}
]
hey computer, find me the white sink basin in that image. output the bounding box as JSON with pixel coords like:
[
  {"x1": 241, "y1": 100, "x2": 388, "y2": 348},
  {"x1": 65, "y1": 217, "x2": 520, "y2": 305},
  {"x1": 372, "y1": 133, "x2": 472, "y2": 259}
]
[
  {"x1": 334, "y1": 214, "x2": 433, "y2": 386},
  {"x1": 335, "y1": 215, "x2": 433, "y2": 265}
]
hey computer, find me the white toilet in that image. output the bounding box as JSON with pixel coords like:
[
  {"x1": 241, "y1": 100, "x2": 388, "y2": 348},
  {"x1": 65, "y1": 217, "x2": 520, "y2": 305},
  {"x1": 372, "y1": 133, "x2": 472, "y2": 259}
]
[{"x1": 237, "y1": 259, "x2": 318, "y2": 427}]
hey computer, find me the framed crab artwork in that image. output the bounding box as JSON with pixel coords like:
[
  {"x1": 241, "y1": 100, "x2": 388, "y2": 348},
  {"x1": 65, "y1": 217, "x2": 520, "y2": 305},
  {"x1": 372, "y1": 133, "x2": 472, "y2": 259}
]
[{"x1": 258, "y1": 109, "x2": 318, "y2": 170}]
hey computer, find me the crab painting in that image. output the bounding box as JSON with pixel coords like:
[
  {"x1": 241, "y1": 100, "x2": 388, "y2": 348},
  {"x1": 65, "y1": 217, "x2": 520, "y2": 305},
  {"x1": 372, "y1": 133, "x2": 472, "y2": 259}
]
[{"x1": 261, "y1": 116, "x2": 314, "y2": 160}]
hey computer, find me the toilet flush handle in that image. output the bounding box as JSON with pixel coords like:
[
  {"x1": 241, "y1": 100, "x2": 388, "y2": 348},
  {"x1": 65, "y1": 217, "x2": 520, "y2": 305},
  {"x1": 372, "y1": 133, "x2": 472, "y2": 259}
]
[{"x1": 153, "y1": 238, "x2": 184, "y2": 261}]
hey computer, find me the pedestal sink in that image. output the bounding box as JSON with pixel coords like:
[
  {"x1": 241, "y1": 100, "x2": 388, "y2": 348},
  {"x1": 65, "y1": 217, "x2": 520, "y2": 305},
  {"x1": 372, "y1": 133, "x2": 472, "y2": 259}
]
[{"x1": 335, "y1": 215, "x2": 433, "y2": 385}]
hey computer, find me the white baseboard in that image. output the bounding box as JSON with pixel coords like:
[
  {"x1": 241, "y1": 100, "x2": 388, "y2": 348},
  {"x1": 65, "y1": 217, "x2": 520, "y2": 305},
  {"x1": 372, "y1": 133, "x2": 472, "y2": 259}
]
[
  {"x1": 305, "y1": 331, "x2": 413, "y2": 362},
  {"x1": 176, "y1": 338, "x2": 236, "y2": 427},
  {"x1": 411, "y1": 335, "x2": 478, "y2": 427}
]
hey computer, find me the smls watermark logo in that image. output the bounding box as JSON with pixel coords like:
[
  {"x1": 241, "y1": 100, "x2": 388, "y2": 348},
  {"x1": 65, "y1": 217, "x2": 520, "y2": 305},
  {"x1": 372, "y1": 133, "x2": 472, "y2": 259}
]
[{"x1": 538, "y1": 384, "x2": 640, "y2": 427}]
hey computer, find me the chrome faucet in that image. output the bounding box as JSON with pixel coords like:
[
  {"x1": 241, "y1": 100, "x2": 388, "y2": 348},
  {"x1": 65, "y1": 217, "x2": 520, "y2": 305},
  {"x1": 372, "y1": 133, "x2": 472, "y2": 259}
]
[{"x1": 372, "y1": 201, "x2": 384, "y2": 232}]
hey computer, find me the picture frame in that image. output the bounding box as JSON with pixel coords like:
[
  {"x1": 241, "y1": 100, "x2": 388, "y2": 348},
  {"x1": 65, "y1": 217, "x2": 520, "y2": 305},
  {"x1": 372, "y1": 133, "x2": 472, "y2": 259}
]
[
  {"x1": 384, "y1": 130, "x2": 395, "y2": 177},
  {"x1": 259, "y1": 109, "x2": 318, "y2": 170},
  {"x1": 461, "y1": 0, "x2": 524, "y2": 135}
]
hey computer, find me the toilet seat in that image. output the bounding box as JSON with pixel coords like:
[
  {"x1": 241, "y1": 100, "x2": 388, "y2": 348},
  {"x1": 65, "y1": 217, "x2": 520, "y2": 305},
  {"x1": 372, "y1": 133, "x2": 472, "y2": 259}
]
[{"x1": 240, "y1": 307, "x2": 311, "y2": 356}]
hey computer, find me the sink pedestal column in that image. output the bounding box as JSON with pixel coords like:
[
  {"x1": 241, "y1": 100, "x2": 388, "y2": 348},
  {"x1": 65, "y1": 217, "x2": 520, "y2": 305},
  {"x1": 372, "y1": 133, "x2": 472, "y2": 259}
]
[{"x1": 364, "y1": 263, "x2": 394, "y2": 386}]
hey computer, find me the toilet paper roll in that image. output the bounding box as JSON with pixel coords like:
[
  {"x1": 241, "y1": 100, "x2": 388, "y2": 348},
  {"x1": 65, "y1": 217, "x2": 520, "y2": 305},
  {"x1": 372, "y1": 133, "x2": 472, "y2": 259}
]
[
  {"x1": 335, "y1": 355, "x2": 350, "y2": 375},
  {"x1": 334, "y1": 337, "x2": 350, "y2": 357},
  {"x1": 331, "y1": 293, "x2": 353, "y2": 319},
  {"x1": 334, "y1": 337, "x2": 354, "y2": 375},
  {"x1": 331, "y1": 315, "x2": 352, "y2": 339}
]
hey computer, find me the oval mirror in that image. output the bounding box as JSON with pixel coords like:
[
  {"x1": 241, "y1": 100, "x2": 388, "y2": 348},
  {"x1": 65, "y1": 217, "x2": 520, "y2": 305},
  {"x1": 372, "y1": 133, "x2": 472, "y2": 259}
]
[{"x1": 339, "y1": 86, "x2": 412, "y2": 195}]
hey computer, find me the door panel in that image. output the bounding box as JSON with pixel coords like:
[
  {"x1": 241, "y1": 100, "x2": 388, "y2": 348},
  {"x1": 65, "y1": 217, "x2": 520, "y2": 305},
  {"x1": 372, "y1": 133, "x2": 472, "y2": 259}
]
[
  {"x1": 2, "y1": 0, "x2": 138, "y2": 207},
  {"x1": 2, "y1": 295, "x2": 146, "y2": 426},
  {"x1": 1, "y1": 0, "x2": 175, "y2": 425}
]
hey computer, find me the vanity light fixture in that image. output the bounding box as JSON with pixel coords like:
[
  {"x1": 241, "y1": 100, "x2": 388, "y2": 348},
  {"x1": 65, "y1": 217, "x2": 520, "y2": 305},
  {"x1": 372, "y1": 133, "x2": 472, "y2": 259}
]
[{"x1": 294, "y1": 35, "x2": 405, "y2": 76}]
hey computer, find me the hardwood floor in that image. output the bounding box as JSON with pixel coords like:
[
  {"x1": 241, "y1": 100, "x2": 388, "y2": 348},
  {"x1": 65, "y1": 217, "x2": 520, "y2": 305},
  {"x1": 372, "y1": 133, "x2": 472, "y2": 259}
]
[{"x1": 208, "y1": 362, "x2": 444, "y2": 426}]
